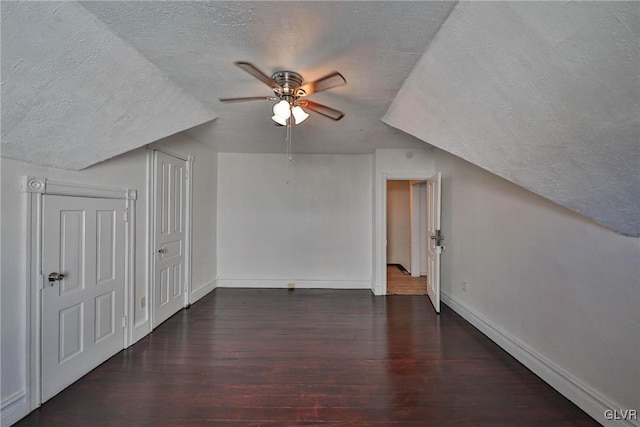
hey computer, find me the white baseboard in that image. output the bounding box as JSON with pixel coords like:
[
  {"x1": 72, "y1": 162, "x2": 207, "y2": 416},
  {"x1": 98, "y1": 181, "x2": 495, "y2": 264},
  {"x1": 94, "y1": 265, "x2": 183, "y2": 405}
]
[
  {"x1": 129, "y1": 279, "x2": 217, "y2": 345},
  {"x1": 216, "y1": 278, "x2": 371, "y2": 290},
  {"x1": 190, "y1": 279, "x2": 216, "y2": 303},
  {"x1": 1, "y1": 390, "x2": 28, "y2": 427},
  {"x1": 131, "y1": 320, "x2": 151, "y2": 345},
  {"x1": 441, "y1": 291, "x2": 638, "y2": 427}
]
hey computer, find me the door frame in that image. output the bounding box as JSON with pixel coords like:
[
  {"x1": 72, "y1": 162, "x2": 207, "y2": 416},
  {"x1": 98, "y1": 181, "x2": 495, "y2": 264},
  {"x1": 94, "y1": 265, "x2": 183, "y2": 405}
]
[
  {"x1": 23, "y1": 176, "x2": 137, "y2": 410},
  {"x1": 410, "y1": 181, "x2": 427, "y2": 278},
  {"x1": 147, "y1": 148, "x2": 193, "y2": 329},
  {"x1": 375, "y1": 173, "x2": 434, "y2": 296}
]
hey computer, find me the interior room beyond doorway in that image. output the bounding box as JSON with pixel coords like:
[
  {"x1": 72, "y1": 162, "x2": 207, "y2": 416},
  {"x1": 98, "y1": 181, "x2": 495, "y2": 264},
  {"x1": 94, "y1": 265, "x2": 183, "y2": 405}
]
[{"x1": 386, "y1": 180, "x2": 428, "y2": 295}]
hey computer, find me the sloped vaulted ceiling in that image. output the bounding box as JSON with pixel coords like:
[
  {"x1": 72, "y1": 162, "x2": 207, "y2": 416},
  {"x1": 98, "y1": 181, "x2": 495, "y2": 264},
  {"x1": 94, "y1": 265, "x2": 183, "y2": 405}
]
[
  {"x1": 79, "y1": 1, "x2": 455, "y2": 155},
  {"x1": 1, "y1": 1, "x2": 217, "y2": 170},
  {"x1": 1, "y1": 1, "x2": 455, "y2": 168},
  {"x1": 383, "y1": 2, "x2": 640, "y2": 237},
  {"x1": 3, "y1": 1, "x2": 637, "y2": 237}
]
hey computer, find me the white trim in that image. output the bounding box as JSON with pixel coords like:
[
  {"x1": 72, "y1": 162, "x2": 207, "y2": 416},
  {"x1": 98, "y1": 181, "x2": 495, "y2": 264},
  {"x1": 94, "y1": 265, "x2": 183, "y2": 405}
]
[
  {"x1": 185, "y1": 156, "x2": 194, "y2": 305},
  {"x1": 131, "y1": 320, "x2": 152, "y2": 346},
  {"x1": 148, "y1": 150, "x2": 156, "y2": 328},
  {"x1": 23, "y1": 176, "x2": 133, "y2": 200},
  {"x1": 190, "y1": 279, "x2": 217, "y2": 304},
  {"x1": 216, "y1": 278, "x2": 372, "y2": 290},
  {"x1": 147, "y1": 145, "x2": 191, "y2": 162},
  {"x1": 409, "y1": 182, "x2": 421, "y2": 277},
  {"x1": 124, "y1": 195, "x2": 137, "y2": 348},
  {"x1": 1, "y1": 390, "x2": 28, "y2": 427},
  {"x1": 23, "y1": 177, "x2": 135, "y2": 414},
  {"x1": 26, "y1": 187, "x2": 40, "y2": 411},
  {"x1": 441, "y1": 292, "x2": 637, "y2": 427},
  {"x1": 375, "y1": 172, "x2": 434, "y2": 296}
]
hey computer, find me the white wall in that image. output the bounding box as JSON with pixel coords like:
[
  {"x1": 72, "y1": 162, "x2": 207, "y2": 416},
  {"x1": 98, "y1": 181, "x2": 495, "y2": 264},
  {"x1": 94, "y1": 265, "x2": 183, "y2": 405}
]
[
  {"x1": 189, "y1": 143, "x2": 218, "y2": 302},
  {"x1": 217, "y1": 153, "x2": 372, "y2": 288},
  {"x1": 435, "y1": 148, "x2": 640, "y2": 426},
  {"x1": 386, "y1": 180, "x2": 410, "y2": 269},
  {"x1": 0, "y1": 134, "x2": 218, "y2": 426}
]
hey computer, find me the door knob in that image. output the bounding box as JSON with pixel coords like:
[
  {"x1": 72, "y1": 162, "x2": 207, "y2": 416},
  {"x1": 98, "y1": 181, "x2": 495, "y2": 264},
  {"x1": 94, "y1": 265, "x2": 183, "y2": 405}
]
[
  {"x1": 157, "y1": 248, "x2": 167, "y2": 254},
  {"x1": 48, "y1": 272, "x2": 65, "y2": 282}
]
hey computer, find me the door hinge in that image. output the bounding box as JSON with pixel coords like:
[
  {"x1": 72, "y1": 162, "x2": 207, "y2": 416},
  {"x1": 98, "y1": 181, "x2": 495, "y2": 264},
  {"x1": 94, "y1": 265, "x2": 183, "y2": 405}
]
[
  {"x1": 122, "y1": 316, "x2": 127, "y2": 328},
  {"x1": 123, "y1": 209, "x2": 129, "y2": 222},
  {"x1": 430, "y1": 229, "x2": 445, "y2": 247},
  {"x1": 38, "y1": 274, "x2": 44, "y2": 290},
  {"x1": 184, "y1": 169, "x2": 189, "y2": 180}
]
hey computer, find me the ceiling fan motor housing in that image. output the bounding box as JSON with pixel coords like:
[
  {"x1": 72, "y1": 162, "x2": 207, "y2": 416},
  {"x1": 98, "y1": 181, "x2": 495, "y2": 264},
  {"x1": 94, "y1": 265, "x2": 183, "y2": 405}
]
[{"x1": 271, "y1": 71, "x2": 306, "y2": 97}]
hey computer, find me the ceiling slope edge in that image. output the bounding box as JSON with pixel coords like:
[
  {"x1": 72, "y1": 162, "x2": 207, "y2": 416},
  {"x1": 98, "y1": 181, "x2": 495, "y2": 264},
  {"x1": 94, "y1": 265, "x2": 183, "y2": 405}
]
[
  {"x1": 383, "y1": 1, "x2": 639, "y2": 237},
  {"x1": 1, "y1": 1, "x2": 217, "y2": 170}
]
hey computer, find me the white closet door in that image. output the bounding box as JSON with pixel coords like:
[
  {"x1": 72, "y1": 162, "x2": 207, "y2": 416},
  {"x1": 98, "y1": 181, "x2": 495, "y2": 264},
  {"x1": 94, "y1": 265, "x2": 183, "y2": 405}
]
[{"x1": 42, "y1": 195, "x2": 125, "y2": 402}]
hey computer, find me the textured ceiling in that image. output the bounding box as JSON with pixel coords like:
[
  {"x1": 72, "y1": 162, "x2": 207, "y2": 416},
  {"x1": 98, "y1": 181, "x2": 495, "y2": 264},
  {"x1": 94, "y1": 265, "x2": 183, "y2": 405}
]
[
  {"x1": 78, "y1": 1, "x2": 455, "y2": 155},
  {"x1": 383, "y1": 2, "x2": 640, "y2": 236},
  {"x1": 3, "y1": 1, "x2": 637, "y2": 237},
  {"x1": 1, "y1": 1, "x2": 216, "y2": 170},
  {"x1": 1, "y1": 1, "x2": 457, "y2": 168}
]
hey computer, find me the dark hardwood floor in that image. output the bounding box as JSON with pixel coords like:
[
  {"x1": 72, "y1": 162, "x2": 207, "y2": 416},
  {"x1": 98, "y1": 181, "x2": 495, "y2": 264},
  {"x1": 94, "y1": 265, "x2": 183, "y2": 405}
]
[{"x1": 16, "y1": 289, "x2": 598, "y2": 426}]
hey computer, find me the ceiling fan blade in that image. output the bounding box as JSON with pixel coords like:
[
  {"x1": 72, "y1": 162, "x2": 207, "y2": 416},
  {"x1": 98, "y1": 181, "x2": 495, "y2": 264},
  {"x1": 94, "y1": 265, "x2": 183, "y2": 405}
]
[
  {"x1": 298, "y1": 71, "x2": 346, "y2": 96},
  {"x1": 219, "y1": 96, "x2": 277, "y2": 103},
  {"x1": 234, "y1": 61, "x2": 281, "y2": 90},
  {"x1": 299, "y1": 100, "x2": 345, "y2": 121}
]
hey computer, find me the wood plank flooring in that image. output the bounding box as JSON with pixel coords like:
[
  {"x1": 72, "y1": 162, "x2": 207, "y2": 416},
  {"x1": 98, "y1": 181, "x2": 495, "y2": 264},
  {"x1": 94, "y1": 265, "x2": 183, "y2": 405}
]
[
  {"x1": 16, "y1": 289, "x2": 598, "y2": 426},
  {"x1": 387, "y1": 265, "x2": 428, "y2": 295}
]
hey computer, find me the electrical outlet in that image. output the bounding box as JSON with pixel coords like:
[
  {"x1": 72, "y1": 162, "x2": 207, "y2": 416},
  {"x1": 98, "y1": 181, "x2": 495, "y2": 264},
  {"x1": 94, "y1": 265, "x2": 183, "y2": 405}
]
[
  {"x1": 288, "y1": 282, "x2": 295, "y2": 290},
  {"x1": 141, "y1": 297, "x2": 146, "y2": 308},
  {"x1": 462, "y1": 281, "x2": 467, "y2": 291}
]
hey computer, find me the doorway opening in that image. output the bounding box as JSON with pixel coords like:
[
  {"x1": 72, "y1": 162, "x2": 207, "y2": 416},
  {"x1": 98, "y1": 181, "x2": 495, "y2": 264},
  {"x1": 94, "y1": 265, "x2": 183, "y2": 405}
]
[{"x1": 386, "y1": 180, "x2": 428, "y2": 295}]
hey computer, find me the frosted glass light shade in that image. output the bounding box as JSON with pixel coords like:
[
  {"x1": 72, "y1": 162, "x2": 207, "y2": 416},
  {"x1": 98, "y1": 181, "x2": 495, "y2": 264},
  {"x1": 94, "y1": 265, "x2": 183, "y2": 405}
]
[
  {"x1": 291, "y1": 106, "x2": 309, "y2": 124},
  {"x1": 271, "y1": 115, "x2": 288, "y2": 126},
  {"x1": 272, "y1": 100, "x2": 291, "y2": 119}
]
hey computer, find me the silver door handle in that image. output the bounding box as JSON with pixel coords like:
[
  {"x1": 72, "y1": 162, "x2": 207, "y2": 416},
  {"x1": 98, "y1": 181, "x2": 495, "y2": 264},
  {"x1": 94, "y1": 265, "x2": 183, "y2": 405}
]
[
  {"x1": 48, "y1": 272, "x2": 65, "y2": 282},
  {"x1": 157, "y1": 248, "x2": 167, "y2": 254}
]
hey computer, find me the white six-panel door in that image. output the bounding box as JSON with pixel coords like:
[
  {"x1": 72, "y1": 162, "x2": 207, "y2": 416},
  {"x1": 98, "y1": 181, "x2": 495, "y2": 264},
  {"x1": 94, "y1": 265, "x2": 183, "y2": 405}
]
[
  {"x1": 41, "y1": 195, "x2": 125, "y2": 402},
  {"x1": 153, "y1": 151, "x2": 188, "y2": 328},
  {"x1": 426, "y1": 172, "x2": 442, "y2": 313}
]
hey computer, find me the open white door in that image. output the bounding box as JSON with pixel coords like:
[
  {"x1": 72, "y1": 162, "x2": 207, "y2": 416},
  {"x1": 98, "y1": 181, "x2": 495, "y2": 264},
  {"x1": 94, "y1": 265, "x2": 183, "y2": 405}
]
[
  {"x1": 152, "y1": 151, "x2": 188, "y2": 328},
  {"x1": 41, "y1": 195, "x2": 125, "y2": 402},
  {"x1": 426, "y1": 172, "x2": 442, "y2": 313}
]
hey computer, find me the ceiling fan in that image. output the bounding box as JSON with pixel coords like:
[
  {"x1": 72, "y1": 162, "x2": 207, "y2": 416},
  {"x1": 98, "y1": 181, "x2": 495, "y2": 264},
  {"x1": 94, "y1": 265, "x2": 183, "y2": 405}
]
[{"x1": 219, "y1": 61, "x2": 346, "y2": 125}]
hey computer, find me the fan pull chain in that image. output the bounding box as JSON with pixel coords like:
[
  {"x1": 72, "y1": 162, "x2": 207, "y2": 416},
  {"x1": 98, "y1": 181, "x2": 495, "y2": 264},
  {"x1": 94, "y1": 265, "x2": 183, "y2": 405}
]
[{"x1": 286, "y1": 113, "x2": 293, "y2": 162}]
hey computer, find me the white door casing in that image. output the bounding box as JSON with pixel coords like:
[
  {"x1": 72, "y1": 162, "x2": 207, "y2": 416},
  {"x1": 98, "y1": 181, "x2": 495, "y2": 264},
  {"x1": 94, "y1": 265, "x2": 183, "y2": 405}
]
[
  {"x1": 377, "y1": 172, "x2": 434, "y2": 296},
  {"x1": 24, "y1": 177, "x2": 136, "y2": 411},
  {"x1": 152, "y1": 150, "x2": 189, "y2": 328},
  {"x1": 410, "y1": 181, "x2": 427, "y2": 278},
  {"x1": 41, "y1": 195, "x2": 126, "y2": 402},
  {"x1": 426, "y1": 172, "x2": 442, "y2": 313}
]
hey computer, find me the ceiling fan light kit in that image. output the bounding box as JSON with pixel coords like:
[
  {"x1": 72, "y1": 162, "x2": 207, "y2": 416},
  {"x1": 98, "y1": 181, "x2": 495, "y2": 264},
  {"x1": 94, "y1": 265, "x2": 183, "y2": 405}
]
[
  {"x1": 272, "y1": 99, "x2": 292, "y2": 121},
  {"x1": 220, "y1": 61, "x2": 346, "y2": 160},
  {"x1": 291, "y1": 106, "x2": 309, "y2": 124},
  {"x1": 271, "y1": 114, "x2": 288, "y2": 126}
]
